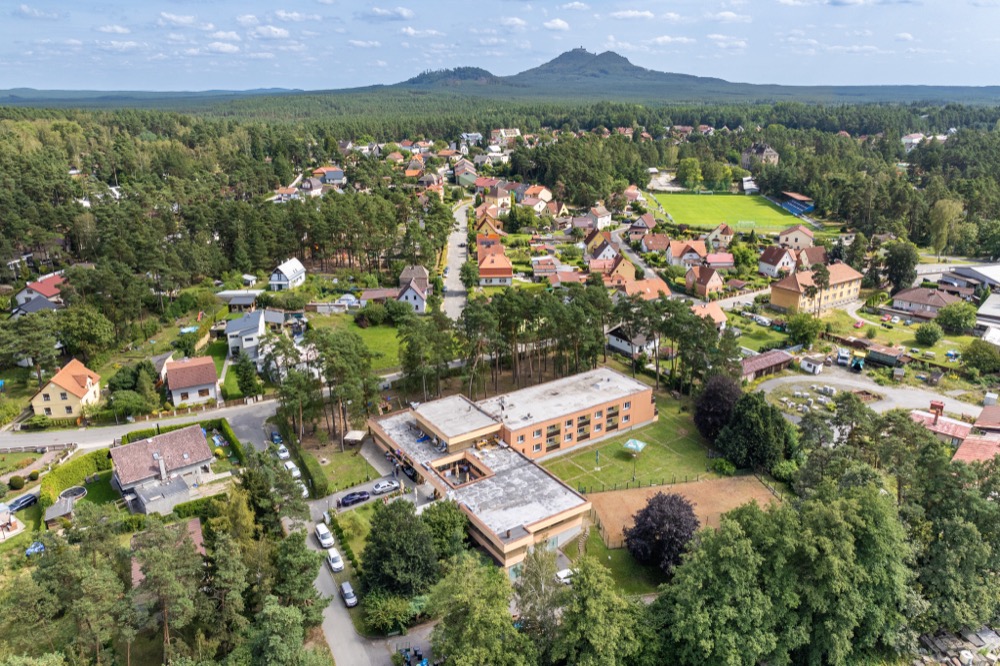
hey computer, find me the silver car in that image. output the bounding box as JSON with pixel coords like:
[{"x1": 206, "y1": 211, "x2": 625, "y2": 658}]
[{"x1": 372, "y1": 479, "x2": 401, "y2": 495}]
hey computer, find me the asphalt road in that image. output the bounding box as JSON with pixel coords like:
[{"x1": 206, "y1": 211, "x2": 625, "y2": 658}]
[
  {"x1": 442, "y1": 202, "x2": 470, "y2": 321},
  {"x1": 0, "y1": 399, "x2": 276, "y2": 452},
  {"x1": 610, "y1": 226, "x2": 654, "y2": 279}
]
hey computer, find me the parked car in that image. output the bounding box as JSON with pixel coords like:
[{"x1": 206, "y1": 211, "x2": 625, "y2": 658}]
[
  {"x1": 7, "y1": 493, "x2": 38, "y2": 513},
  {"x1": 891, "y1": 316, "x2": 901, "y2": 324},
  {"x1": 270, "y1": 431, "x2": 283, "y2": 444},
  {"x1": 340, "y1": 491, "x2": 371, "y2": 508},
  {"x1": 340, "y1": 581, "x2": 358, "y2": 607},
  {"x1": 275, "y1": 444, "x2": 291, "y2": 460},
  {"x1": 555, "y1": 569, "x2": 576, "y2": 585},
  {"x1": 881, "y1": 314, "x2": 892, "y2": 322},
  {"x1": 283, "y1": 460, "x2": 301, "y2": 479},
  {"x1": 327, "y1": 547, "x2": 345, "y2": 573},
  {"x1": 297, "y1": 481, "x2": 309, "y2": 499},
  {"x1": 401, "y1": 466, "x2": 418, "y2": 481},
  {"x1": 853, "y1": 320, "x2": 864, "y2": 329},
  {"x1": 372, "y1": 479, "x2": 401, "y2": 495},
  {"x1": 458, "y1": 242, "x2": 467, "y2": 248},
  {"x1": 315, "y1": 522, "x2": 335, "y2": 549}
]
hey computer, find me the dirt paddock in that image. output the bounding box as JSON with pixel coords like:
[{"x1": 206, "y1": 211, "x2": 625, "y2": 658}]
[{"x1": 589, "y1": 476, "x2": 780, "y2": 546}]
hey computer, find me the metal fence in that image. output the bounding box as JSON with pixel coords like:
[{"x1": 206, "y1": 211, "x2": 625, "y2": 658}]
[{"x1": 577, "y1": 473, "x2": 702, "y2": 496}]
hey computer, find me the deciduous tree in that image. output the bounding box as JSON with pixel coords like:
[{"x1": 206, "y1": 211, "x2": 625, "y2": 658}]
[{"x1": 624, "y1": 492, "x2": 700, "y2": 574}]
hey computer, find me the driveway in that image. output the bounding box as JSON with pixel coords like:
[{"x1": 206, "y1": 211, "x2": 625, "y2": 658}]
[
  {"x1": 757, "y1": 366, "x2": 981, "y2": 418},
  {"x1": 443, "y1": 202, "x2": 470, "y2": 321},
  {"x1": 609, "y1": 227, "x2": 654, "y2": 279}
]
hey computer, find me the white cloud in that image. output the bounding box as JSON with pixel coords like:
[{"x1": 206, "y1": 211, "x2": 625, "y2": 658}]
[
  {"x1": 662, "y1": 12, "x2": 682, "y2": 21},
  {"x1": 205, "y1": 41, "x2": 240, "y2": 54},
  {"x1": 895, "y1": 31, "x2": 914, "y2": 41},
  {"x1": 16, "y1": 4, "x2": 59, "y2": 19},
  {"x1": 826, "y1": 43, "x2": 891, "y2": 53},
  {"x1": 236, "y1": 14, "x2": 259, "y2": 26},
  {"x1": 400, "y1": 26, "x2": 444, "y2": 37},
  {"x1": 166, "y1": 33, "x2": 190, "y2": 43},
  {"x1": 501, "y1": 17, "x2": 527, "y2": 28},
  {"x1": 560, "y1": 2, "x2": 589, "y2": 9},
  {"x1": 275, "y1": 10, "x2": 320, "y2": 22},
  {"x1": 707, "y1": 33, "x2": 748, "y2": 49},
  {"x1": 65, "y1": 39, "x2": 82, "y2": 46},
  {"x1": 97, "y1": 40, "x2": 142, "y2": 52},
  {"x1": 348, "y1": 39, "x2": 381, "y2": 47},
  {"x1": 158, "y1": 12, "x2": 196, "y2": 27},
  {"x1": 251, "y1": 25, "x2": 290, "y2": 39},
  {"x1": 650, "y1": 35, "x2": 696, "y2": 45},
  {"x1": 610, "y1": 9, "x2": 653, "y2": 19},
  {"x1": 98, "y1": 25, "x2": 130, "y2": 34},
  {"x1": 211, "y1": 31, "x2": 241, "y2": 41},
  {"x1": 247, "y1": 52, "x2": 275, "y2": 58},
  {"x1": 543, "y1": 18, "x2": 570, "y2": 31},
  {"x1": 479, "y1": 37, "x2": 506, "y2": 45},
  {"x1": 372, "y1": 59, "x2": 388, "y2": 67},
  {"x1": 707, "y1": 11, "x2": 751, "y2": 22},
  {"x1": 365, "y1": 6, "x2": 414, "y2": 20}
]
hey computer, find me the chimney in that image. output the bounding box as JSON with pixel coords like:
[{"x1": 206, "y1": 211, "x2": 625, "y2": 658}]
[
  {"x1": 158, "y1": 457, "x2": 167, "y2": 481},
  {"x1": 930, "y1": 400, "x2": 944, "y2": 425}
]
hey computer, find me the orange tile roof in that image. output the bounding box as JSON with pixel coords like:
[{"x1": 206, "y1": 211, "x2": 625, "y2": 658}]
[
  {"x1": 621, "y1": 277, "x2": 670, "y2": 301},
  {"x1": 772, "y1": 263, "x2": 863, "y2": 294},
  {"x1": 48, "y1": 358, "x2": 100, "y2": 398},
  {"x1": 953, "y1": 436, "x2": 1000, "y2": 464},
  {"x1": 479, "y1": 253, "x2": 513, "y2": 278},
  {"x1": 26, "y1": 274, "x2": 64, "y2": 299},
  {"x1": 691, "y1": 301, "x2": 727, "y2": 327}
]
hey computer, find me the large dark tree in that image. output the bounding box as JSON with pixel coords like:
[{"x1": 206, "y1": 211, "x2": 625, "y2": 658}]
[
  {"x1": 624, "y1": 492, "x2": 700, "y2": 575},
  {"x1": 693, "y1": 374, "x2": 742, "y2": 443},
  {"x1": 715, "y1": 392, "x2": 797, "y2": 473},
  {"x1": 361, "y1": 500, "x2": 439, "y2": 597}
]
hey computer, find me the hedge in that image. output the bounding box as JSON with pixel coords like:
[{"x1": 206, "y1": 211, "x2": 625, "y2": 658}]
[
  {"x1": 329, "y1": 514, "x2": 361, "y2": 572},
  {"x1": 278, "y1": 423, "x2": 330, "y2": 499},
  {"x1": 122, "y1": 418, "x2": 246, "y2": 464},
  {"x1": 39, "y1": 449, "x2": 113, "y2": 509},
  {"x1": 172, "y1": 496, "x2": 217, "y2": 520}
]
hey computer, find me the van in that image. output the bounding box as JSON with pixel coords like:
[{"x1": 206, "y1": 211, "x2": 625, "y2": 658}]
[
  {"x1": 326, "y1": 548, "x2": 344, "y2": 573},
  {"x1": 837, "y1": 349, "x2": 851, "y2": 366},
  {"x1": 555, "y1": 568, "x2": 576, "y2": 585},
  {"x1": 340, "y1": 581, "x2": 358, "y2": 607},
  {"x1": 315, "y1": 522, "x2": 335, "y2": 549},
  {"x1": 923, "y1": 351, "x2": 936, "y2": 359}
]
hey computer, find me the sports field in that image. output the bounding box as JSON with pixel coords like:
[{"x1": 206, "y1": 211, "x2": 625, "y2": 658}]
[{"x1": 650, "y1": 193, "x2": 798, "y2": 232}]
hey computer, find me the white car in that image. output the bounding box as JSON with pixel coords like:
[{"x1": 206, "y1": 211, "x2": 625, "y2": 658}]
[
  {"x1": 555, "y1": 568, "x2": 576, "y2": 585},
  {"x1": 276, "y1": 445, "x2": 291, "y2": 460},
  {"x1": 372, "y1": 479, "x2": 401, "y2": 495},
  {"x1": 283, "y1": 460, "x2": 301, "y2": 479},
  {"x1": 297, "y1": 481, "x2": 309, "y2": 498},
  {"x1": 890, "y1": 316, "x2": 901, "y2": 324},
  {"x1": 315, "y1": 522, "x2": 335, "y2": 549},
  {"x1": 326, "y1": 547, "x2": 345, "y2": 573}
]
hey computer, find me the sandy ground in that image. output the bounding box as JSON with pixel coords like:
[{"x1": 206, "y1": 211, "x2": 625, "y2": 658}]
[{"x1": 589, "y1": 475, "x2": 779, "y2": 546}]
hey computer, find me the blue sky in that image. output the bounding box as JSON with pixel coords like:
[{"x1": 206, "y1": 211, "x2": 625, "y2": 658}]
[{"x1": 1, "y1": 1, "x2": 997, "y2": 91}]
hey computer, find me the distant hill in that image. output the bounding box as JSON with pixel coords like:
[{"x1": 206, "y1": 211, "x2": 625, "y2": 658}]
[{"x1": 2, "y1": 48, "x2": 1000, "y2": 109}]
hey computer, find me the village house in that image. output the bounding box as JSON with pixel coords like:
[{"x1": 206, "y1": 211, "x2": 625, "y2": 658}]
[
  {"x1": 531, "y1": 256, "x2": 558, "y2": 282},
  {"x1": 269, "y1": 258, "x2": 306, "y2": 291},
  {"x1": 891, "y1": 287, "x2": 960, "y2": 320},
  {"x1": 795, "y1": 246, "x2": 828, "y2": 270},
  {"x1": 312, "y1": 166, "x2": 346, "y2": 186},
  {"x1": 641, "y1": 233, "x2": 670, "y2": 254},
  {"x1": 490, "y1": 128, "x2": 521, "y2": 146},
  {"x1": 666, "y1": 240, "x2": 708, "y2": 267},
  {"x1": 705, "y1": 252, "x2": 735, "y2": 270},
  {"x1": 628, "y1": 213, "x2": 655, "y2": 242},
  {"x1": 740, "y1": 143, "x2": 780, "y2": 170},
  {"x1": 778, "y1": 224, "x2": 815, "y2": 251},
  {"x1": 589, "y1": 239, "x2": 619, "y2": 262},
  {"x1": 164, "y1": 356, "x2": 219, "y2": 406},
  {"x1": 618, "y1": 277, "x2": 670, "y2": 302},
  {"x1": 111, "y1": 425, "x2": 215, "y2": 515},
  {"x1": 397, "y1": 268, "x2": 428, "y2": 313},
  {"x1": 586, "y1": 206, "x2": 613, "y2": 230},
  {"x1": 524, "y1": 185, "x2": 552, "y2": 202},
  {"x1": 974, "y1": 405, "x2": 1000, "y2": 435},
  {"x1": 14, "y1": 272, "x2": 65, "y2": 309},
  {"x1": 769, "y1": 263, "x2": 864, "y2": 314},
  {"x1": 704, "y1": 223, "x2": 734, "y2": 249},
  {"x1": 273, "y1": 187, "x2": 298, "y2": 203},
  {"x1": 225, "y1": 310, "x2": 266, "y2": 361},
  {"x1": 606, "y1": 325, "x2": 657, "y2": 359},
  {"x1": 758, "y1": 246, "x2": 797, "y2": 278},
  {"x1": 595, "y1": 256, "x2": 636, "y2": 287},
  {"x1": 298, "y1": 177, "x2": 324, "y2": 198},
  {"x1": 952, "y1": 436, "x2": 1000, "y2": 465},
  {"x1": 30, "y1": 359, "x2": 100, "y2": 419},
  {"x1": 479, "y1": 253, "x2": 514, "y2": 286},
  {"x1": 911, "y1": 402, "x2": 972, "y2": 447},
  {"x1": 584, "y1": 230, "x2": 613, "y2": 255},
  {"x1": 623, "y1": 185, "x2": 645, "y2": 206},
  {"x1": 521, "y1": 197, "x2": 548, "y2": 215},
  {"x1": 686, "y1": 266, "x2": 725, "y2": 298},
  {"x1": 691, "y1": 301, "x2": 727, "y2": 332}
]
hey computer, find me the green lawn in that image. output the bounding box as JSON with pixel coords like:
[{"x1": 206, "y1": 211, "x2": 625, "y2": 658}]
[
  {"x1": 308, "y1": 314, "x2": 400, "y2": 371},
  {"x1": 566, "y1": 529, "x2": 667, "y2": 596},
  {"x1": 825, "y1": 309, "x2": 976, "y2": 358},
  {"x1": 205, "y1": 340, "x2": 229, "y2": 375},
  {"x1": 79, "y1": 470, "x2": 119, "y2": 505},
  {"x1": 306, "y1": 448, "x2": 379, "y2": 493},
  {"x1": 729, "y1": 312, "x2": 790, "y2": 351},
  {"x1": 0, "y1": 451, "x2": 38, "y2": 477},
  {"x1": 543, "y1": 400, "x2": 712, "y2": 494},
  {"x1": 650, "y1": 193, "x2": 798, "y2": 232},
  {"x1": 0, "y1": 503, "x2": 42, "y2": 555},
  {"x1": 0, "y1": 366, "x2": 38, "y2": 426}
]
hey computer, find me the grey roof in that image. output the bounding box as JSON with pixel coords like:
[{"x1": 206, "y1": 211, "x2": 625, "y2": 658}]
[
  {"x1": 44, "y1": 497, "x2": 75, "y2": 522},
  {"x1": 476, "y1": 368, "x2": 650, "y2": 430},
  {"x1": 954, "y1": 264, "x2": 1000, "y2": 287},
  {"x1": 13, "y1": 296, "x2": 58, "y2": 315},
  {"x1": 229, "y1": 294, "x2": 257, "y2": 306},
  {"x1": 272, "y1": 258, "x2": 306, "y2": 282},
  {"x1": 135, "y1": 475, "x2": 191, "y2": 505},
  {"x1": 151, "y1": 352, "x2": 174, "y2": 376},
  {"x1": 414, "y1": 395, "x2": 499, "y2": 439},
  {"x1": 225, "y1": 310, "x2": 264, "y2": 336},
  {"x1": 263, "y1": 309, "x2": 286, "y2": 326}
]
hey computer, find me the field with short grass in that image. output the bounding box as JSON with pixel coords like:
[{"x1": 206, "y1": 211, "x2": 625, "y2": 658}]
[
  {"x1": 566, "y1": 528, "x2": 668, "y2": 596},
  {"x1": 729, "y1": 312, "x2": 790, "y2": 351},
  {"x1": 824, "y1": 309, "x2": 976, "y2": 359},
  {"x1": 650, "y1": 193, "x2": 797, "y2": 232},
  {"x1": 302, "y1": 443, "x2": 379, "y2": 494},
  {"x1": 308, "y1": 314, "x2": 400, "y2": 370},
  {"x1": 205, "y1": 340, "x2": 229, "y2": 375},
  {"x1": 543, "y1": 400, "x2": 712, "y2": 494}
]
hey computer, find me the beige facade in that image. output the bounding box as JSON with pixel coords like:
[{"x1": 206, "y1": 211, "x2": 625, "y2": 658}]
[
  {"x1": 31, "y1": 359, "x2": 100, "y2": 420},
  {"x1": 770, "y1": 264, "x2": 863, "y2": 314},
  {"x1": 778, "y1": 225, "x2": 814, "y2": 251}
]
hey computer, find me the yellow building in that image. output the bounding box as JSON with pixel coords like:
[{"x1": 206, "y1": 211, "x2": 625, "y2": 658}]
[
  {"x1": 769, "y1": 263, "x2": 863, "y2": 314},
  {"x1": 31, "y1": 359, "x2": 101, "y2": 419}
]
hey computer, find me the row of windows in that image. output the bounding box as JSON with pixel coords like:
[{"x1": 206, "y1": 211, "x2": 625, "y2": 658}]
[
  {"x1": 178, "y1": 388, "x2": 213, "y2": 401},
  {"x1": 43, "y1": 406, "x2": 73, "y2": 416},
  {"x1": 519, "y1": 413, "x2": 633, "y2": 452},
  {"x1": 516, "y1": 402, "x2": 632, "y2": 442},
  {"x1": 42, "y1": 392, "x2": 69, "y2": 402}
]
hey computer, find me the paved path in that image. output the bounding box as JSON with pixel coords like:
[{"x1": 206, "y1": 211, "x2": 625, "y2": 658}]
[
  {"x1": 0, "y1": 449, "x2": 59, "y2": 484},
  {"x1": 442, "y1": 202, "x2": 470, "y2": 321},
  {"x1": 758, "y1": 367, "x2": 981, "y2": 418},
  {"x1": 609, "y1": 226, "x2": 654, "y2": 279}
]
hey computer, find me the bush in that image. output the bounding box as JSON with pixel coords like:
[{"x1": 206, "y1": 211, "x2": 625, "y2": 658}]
[
  {"x1": 28, "y1": 470, "x2": 39, "y2": 481},
  {"x1": 38, "y1": 449, "x2": 113, "y2": 508},
  {"x1": 365, "y1": 593, "x2": 415, "y2": 634},
  {"x1": 771, "y1": 459, "x2": 799, "y2": 483},
  {"x1": 173, "y1": 496, "x2": 217, "y2": 520},
  {"x1": 355, "y1": 302, "x2": 388, "y2": 327},
  {"x1": 299, "y1": 452, "x2": 330, "y2": 497},
  {"x1": 915, "y1": 321, "x2": 943, "y2": 347},
  {"x1": 214, "y1": 447, "x2": 224, "y2": 458},
  {"x1": 8, "y1": 475, "x2": 24, "y2": 490},
  {"x1": 711, "y1": 458, "x2": 736, "y2": 476},
  {"x1": 21, "y1": 415, "x2": 52, "y2": 430},
  {"x1": 865, "y1": 326, "x2": 877, "y2": 340}
]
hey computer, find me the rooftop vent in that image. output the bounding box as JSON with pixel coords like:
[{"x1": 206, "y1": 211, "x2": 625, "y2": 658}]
[
  {"x1": 182, "y1": 453, "x2": 189, "y2": 460},
  {"x1": 152, "y1": 453, "x2": 160, "y2": 461}
]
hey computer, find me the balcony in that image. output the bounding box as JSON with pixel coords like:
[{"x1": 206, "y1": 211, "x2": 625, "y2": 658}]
[{"x1": 545, "y1": 437, "x2": 561, "y2": 452}]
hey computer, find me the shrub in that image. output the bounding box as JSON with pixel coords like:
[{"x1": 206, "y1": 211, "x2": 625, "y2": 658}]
[
  {"x1": 711, "y1": 458, "x2": 736, "y2": 476},
  {"x1": 915, "y1": 322, "x2": 943, "y2": 347},
  {"x1": 22, "y1": 415, "x2": 52, "y2": 430},
  {"x1": 173, "y1": 496, "x2": 217, "y2": 520},
  {"x1": 771, "y1": 459, "x2": 799, "y2": 483},
  {"x1": 355, "y1": 302, "x2": 388, "y2": 327},
  {"x1": 28, "y1": 470, "x2": 39, "y2": 481},
  {"x1": 865, "y1": 326, "x2": 877, "y2": 340},
  {"x1": 365, "y1": 593, "x2": 415, "y2": 634},
  {"x1": 214, "y1": 447, "x2": 224, "y2": 458},
  {"x1": 299, "y1": 452, "x2": 330, "y2": 497},
  {"x1": 9, "y1": 476, "x2": 24, "y2": 490},
  {"x1": 39, "y1": 449, "x2": 112, "y2": 509},
  {"x1": 624, "y1": 492, "x2": 700, "y2": 575}
]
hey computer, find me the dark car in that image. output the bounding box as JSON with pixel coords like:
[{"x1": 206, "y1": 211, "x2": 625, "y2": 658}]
[
  {"x1": 340, "y1": 491, "x2": 371, "y2": 508},
  {"x1": 8, "y1": 493, "x2": 38, "y2": 513},
  {"x1": 402, "y1": 465, "x2": 418, "y2": 481},
  {"x1": 270, "y1": 431, "x2": 283, "y2": 445}
]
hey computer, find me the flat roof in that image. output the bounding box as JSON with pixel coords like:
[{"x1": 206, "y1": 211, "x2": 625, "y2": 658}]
[
  {"x1": 476, "y1": 367, "x2": 650, "y2": 431},
  {"x1": 413, "y1": 395, "x2": 499, "y2": 440},
  {"x1": 373, "y1": 411, "x2": 586, "y2": 540}
]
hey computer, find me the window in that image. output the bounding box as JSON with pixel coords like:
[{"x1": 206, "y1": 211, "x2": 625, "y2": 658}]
[
  {"x1": 564, "y1": 433, "x2": 573, "y2": 442},
  {"x1": 594, "y1": 423, "x2": 603, "y2": 433},
  {"x1": 59, "y1": 392, "x2": 68, "y2": 401},
  {"x1": 623, "y1": 415, "x2": 631, "y2": 424},
  {"x1": 180, "y1": 392, "x2": 189, "y2": 401},
  {"x1": 43, "y1": 407, "x2": 51, "y2": 416},
  {"x1": 595, "y1": 410, "x2": 603, "y2": 418},
  {"x1": 42, "y1": 393, "x2": 50, "y2": 402},
  {"x1": 65, "y1": 406, "x2": 73, "y2": 415},
  {"x1": 517, "y1": 435, "x2": 525, "y2": 444},
  {"x1": 623, "y1": 401, "x2": 631, "y2": 410},
  {"x1": 533, "y1": 429, "x2": 542, "y2": 438},
  {"x1": 565, "y1": 419, "x2": 573, "y2": 428},
  {"x1": 198, "y1": 388, "x2": 211, "y2": 398},
  {"x1": 533, "y1": 443, "x2": 542, "y2": 453}
]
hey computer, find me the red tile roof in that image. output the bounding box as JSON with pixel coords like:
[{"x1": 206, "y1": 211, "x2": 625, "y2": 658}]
[
  {"x1": 910, "y1": 410, "x2": 972, "y2": 442},
  {"x1": 780, "y1": 223, "x2": 815, "y2": 238},
  {"x1": 952, "y1": 436, "x2": 1000, "y2": 464},
  {"x1": 110, "y1": 425, "x2": 213, "y2": 487},
  {"x1": 975, "y1": 405, "x2": 1000, "y2": 431},
  {"x1": 479, "y1": 253, "x2": 513, "y2": 278},
  {"x1": 26, "y1": 274, "x2": 64, "y2": 299},
  {"x1": 621, "y1": 277, "x2": 670, "y2": 301},
  {"x1": 165, "y1": 356, "x2": 219, "y2": 391},
  {"x1": 691, "y1": 301, "x2": 726, "y2": 327},
  {"x1": 772, "y1": 264, "x2": 863, "y2": 294}
]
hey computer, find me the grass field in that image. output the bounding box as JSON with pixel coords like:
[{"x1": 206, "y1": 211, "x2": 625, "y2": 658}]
[
  {"x1": 308, "y1": 314, "x2": 400, "y2": 371},
  {"x1": 729, "y1": 312, "x2": 790, "y2": 352},
  {"x1": 651, "y1": 193, "x2": 798, "y2": 232},
  {"x1": 542, "y1": 400, "x2": 712, "y2": 494},
  {"x1": 205, "y1": 340, "x2": 228, "y2": 375},
  {"x1": 566, "y1": 529, "x2": 668, "y2": 596},
  {"x1": 825, "y1": 309, "x2": 976, "y2": 358}
]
